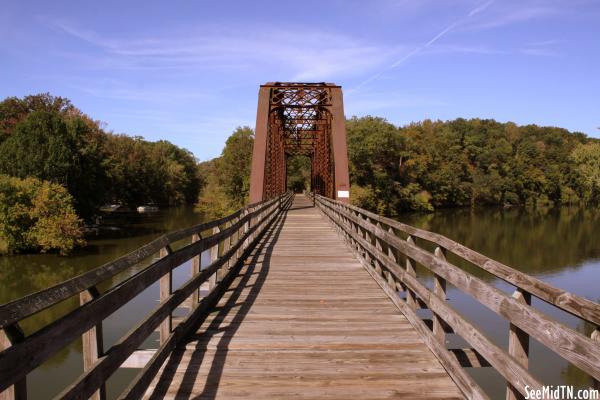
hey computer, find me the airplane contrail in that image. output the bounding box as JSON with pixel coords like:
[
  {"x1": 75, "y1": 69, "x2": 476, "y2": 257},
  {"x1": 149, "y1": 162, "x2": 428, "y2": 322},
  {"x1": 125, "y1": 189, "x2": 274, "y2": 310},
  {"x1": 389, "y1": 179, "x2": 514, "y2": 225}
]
[{"x1": 351, "y1": 0, "x2": 495, "y2": 92}]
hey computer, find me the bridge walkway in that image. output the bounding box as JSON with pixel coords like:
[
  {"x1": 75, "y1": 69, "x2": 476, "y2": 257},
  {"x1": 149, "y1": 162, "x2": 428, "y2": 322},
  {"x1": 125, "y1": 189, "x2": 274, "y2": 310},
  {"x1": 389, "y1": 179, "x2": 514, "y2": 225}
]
[{"x1": 142, "y1": 195, "x2": 463, "y2": 399}]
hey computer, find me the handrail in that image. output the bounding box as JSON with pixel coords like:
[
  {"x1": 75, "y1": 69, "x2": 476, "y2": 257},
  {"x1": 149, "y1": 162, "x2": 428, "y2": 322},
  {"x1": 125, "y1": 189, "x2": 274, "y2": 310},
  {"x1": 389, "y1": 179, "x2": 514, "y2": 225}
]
[
  {"x1": 310, "y1": 193, "x2": 600, "y2": 400},
  {"x1": 329, "y1": 199, "x2": 600, "y2": 326},
  {"x1": 0, "y1": 212, "x2": 241, "y2": 329},
  {"x1": 0, "y1": 191, "x2": 293, "y2": 400}
]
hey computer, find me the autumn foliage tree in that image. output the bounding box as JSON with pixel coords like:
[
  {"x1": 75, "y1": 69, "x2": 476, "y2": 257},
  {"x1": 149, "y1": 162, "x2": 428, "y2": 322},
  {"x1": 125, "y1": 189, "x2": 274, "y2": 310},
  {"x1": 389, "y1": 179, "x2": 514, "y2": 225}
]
[
  {"x1": 0, "y1": 93, "x2": 203, "y2": 253},
  {"x1": 0, "y1": 175, "x2": 84, "y2": 255}
]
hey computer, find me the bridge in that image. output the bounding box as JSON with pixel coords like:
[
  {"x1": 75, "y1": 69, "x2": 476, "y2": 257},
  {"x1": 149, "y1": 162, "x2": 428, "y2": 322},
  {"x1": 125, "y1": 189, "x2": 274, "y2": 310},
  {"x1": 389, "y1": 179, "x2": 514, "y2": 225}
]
[{"x1": 0, "y1": 83, "x2": 599, "y2": 400}]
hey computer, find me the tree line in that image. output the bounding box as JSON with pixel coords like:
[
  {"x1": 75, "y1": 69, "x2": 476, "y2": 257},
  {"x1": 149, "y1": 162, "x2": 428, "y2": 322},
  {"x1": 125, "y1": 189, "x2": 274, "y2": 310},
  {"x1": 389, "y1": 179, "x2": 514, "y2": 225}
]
[
  {"x1": 199, "y1": 116, "x2": 600, "y2": 219},
  {"x1": 0, "y1": 93, "x2": 201, "y2": 254},
  {"x1": 3, "y1": 93, "x2": 597, "y2": 254},
  {"x1": 348, "y1": 117, "x2": 600, "y2": 216}
]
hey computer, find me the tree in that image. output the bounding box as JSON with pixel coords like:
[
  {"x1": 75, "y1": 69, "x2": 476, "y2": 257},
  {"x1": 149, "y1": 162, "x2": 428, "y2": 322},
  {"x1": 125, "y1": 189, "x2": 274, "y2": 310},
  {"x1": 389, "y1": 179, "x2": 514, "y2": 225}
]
[
  {"x1": 218, "y1": 127, "x2": 254, "y2": 208},
  {"x1": 102, "y1": 134, "x2": 201, "y2": 208},
  {"x1": 346, "y1": 116, "x2": 408, "y2": 215},
  {"x1": 0, "y1": 175, "x2": 84, "y2": 255},
  {"x1": 0, "y1": 110, "x2": 107, "y2": 218},
  {"x1": 286, "y1": 155, "x2": 311, "y2": 193},
  {"x1": 0, "y1": 93, "x2": 76, "y2": 142},
  {"x1": 196, "y1": 127, "x2": 255, "y2": 217},
  {"x1": 196, "y1": 116, "x2": 598, "y2": 218},
  {"x1": 345, "y1": 116, "x2": 594, "y2": 215},
  {"x1": 571, "y1": 142, "x2": 600, "y2": 204}
]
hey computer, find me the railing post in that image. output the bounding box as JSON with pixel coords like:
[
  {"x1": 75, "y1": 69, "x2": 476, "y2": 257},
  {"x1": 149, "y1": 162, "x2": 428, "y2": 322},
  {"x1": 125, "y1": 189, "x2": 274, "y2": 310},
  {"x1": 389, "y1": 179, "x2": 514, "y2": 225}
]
[
  {"x1": 387, "y1": 227, "x2": 406, "y2": 293},
  {"x1": 243, "y1": 209, "x2": 250, "y2": 250},
  {"x1": 79, "y1": 287, "x2": 106, "y2": 400},
  {"x1": 211, "y1": 226, "x2": 222, "y2": 285},
  {"x1": 405, "y1": 236, "x2": 417, "y2": 311},
  {"x1": 506, "y1": 288, "x2": 531, "y2": 400},
  {"x1": 374, "y1": 223, "x2": 383, "y2": 276},
  {"x1": 190, "y1": 233, "x2": 201, "y2": 309},
  {"x1": 223, "y1": 221, "x2": 232, "y2": 270},
  {"x1": 0, "y1": 324, "x2": 27, "y2": 400},
  {"x1": 362, "y1": 219, "x2": 372, "y2": 266},
  {"x1": 433, "y1": 247, "x2": 448, "y2": 343},
  {"x1": 159, "y1": 246, "x2": 172, "y2": 345},
  {"x1": 237, "y1": 209, "x2": 248, "y2": 259},
  {"x1": 592, "y1": 328, "x2": 600, "y2": 390},
  {"x1": 228, "y1": 215, "x2": 239, "y2": 267}
]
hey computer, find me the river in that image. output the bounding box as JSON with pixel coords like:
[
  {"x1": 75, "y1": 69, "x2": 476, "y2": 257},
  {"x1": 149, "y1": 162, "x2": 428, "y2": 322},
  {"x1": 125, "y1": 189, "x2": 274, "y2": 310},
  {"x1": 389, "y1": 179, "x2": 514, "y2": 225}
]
[{"x1": 0, "y1": 205, "x2": 598, "y2": 399}]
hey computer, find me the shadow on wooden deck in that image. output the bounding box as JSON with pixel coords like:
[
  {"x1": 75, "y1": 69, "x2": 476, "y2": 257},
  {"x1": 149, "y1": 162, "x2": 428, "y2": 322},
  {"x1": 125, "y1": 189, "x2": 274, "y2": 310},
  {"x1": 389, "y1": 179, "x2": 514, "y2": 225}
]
[{"x1": 146, "y1": 209, "x2": 288, "y2": 399}]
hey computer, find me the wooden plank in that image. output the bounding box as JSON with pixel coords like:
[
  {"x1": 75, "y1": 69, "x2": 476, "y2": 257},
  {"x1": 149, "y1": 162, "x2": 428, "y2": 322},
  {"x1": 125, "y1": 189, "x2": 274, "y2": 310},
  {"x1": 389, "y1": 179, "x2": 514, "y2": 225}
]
[
  {"x1": 317, "y1": 196, "x2": 600, "y2": 326},
  {"x1": 210, "y1": 226, "x2": 220, "y2": 289},
  {"x1": 159, "y1": 246, "x2": 173, "y2": 346},
  {"x1": 121, "y1": 195, "x2": 290, "y2": 400},
  {"x1": 593, "y1": 328, "x2": 600, "y2": 390},
  {"x1": 405, "y1": 236, "x2": 418, "y2": 311},
  {"x1": 0, "y1": 195, "x2": 288, "y2": 393},
  {"x1": 506, "y1": 289, "x2": 531, "y2": 400},
  {"x1": 317, "y1": 201, "x2": 543, "y2": 397},
  {"x1": 318, "y1": 198, "x2": 600, "y2": 381},
  {"x1": 449, "y1": 348, "x2": 491, "y2": 368},
  {"x1": 142, "y1": 195, "x2": 463, "y2": 400},
  {"x1": 433, "y1": 247, "x2": 448, "y2": 344},
  {"x1": 121, "y1": 350, "x2": 156, "y2": 369},
  {"x1": 190, "y1": 233, "x2": 201, "y2": 309},
  {"x1": 58, "y1": 195, "x2": 290, "y2": 399},
  {"x1": 55, "y1": 195, "x2": 290, "y2": 400},
  {"x1": 354, "y1": 245, "x2": 488, "y2": 400},
  {"x1": 80, "y1": 287, "x2": 106, "y2": 400},
  {"x1": 0, "y1": 325, "x2": 26, "y2": 400}
]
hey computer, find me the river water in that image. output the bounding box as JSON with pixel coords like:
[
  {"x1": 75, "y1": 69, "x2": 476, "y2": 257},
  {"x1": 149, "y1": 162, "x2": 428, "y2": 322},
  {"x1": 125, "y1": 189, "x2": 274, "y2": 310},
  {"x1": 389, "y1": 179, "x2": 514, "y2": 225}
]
[{"x1": 0, "y1": 206, "x2": 598, "y2": 399}]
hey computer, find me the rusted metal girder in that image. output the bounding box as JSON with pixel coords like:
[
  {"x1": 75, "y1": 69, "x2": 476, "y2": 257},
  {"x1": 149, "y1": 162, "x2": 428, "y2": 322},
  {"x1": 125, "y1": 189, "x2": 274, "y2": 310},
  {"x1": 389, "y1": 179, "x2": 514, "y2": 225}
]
[{"x1": 249, "y1": 82, "x2": 350, "y2": 203}]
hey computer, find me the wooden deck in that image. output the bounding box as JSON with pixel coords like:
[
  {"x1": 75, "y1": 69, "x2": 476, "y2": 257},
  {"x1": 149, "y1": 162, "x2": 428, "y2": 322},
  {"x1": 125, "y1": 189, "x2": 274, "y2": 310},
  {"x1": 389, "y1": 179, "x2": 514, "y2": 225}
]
[{"x1": 143, "y1": 195, "x2": 463, "y2": 399}]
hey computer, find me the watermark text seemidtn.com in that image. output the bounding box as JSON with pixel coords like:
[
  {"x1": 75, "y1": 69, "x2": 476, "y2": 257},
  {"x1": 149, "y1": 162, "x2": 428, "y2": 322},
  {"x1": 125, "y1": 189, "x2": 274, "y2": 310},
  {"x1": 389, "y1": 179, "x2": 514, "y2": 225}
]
[{"x1": 525, "y1": 386, "x2": 599, "y2": 400}]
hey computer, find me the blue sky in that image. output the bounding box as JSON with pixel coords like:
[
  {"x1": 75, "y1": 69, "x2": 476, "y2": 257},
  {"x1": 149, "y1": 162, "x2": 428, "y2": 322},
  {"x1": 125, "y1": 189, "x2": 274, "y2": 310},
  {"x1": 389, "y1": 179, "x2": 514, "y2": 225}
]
[{"x1": 1, "y1": 0, "x2": 599, "y2": 160}]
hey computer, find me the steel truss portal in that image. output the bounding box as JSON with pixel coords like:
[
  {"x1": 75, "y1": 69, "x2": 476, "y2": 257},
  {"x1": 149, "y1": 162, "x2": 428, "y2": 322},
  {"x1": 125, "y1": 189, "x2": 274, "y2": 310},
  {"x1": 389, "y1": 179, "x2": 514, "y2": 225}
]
[{"x1": 249, "y1": 82, "x2": 350, "y2": 203}]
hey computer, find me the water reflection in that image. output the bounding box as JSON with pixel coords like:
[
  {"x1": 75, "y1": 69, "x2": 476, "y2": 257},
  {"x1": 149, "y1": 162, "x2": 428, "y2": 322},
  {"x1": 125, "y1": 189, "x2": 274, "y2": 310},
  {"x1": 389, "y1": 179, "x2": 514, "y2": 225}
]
[{"x1": 399, "y1": 207, "x2": 600, "y2": 277}]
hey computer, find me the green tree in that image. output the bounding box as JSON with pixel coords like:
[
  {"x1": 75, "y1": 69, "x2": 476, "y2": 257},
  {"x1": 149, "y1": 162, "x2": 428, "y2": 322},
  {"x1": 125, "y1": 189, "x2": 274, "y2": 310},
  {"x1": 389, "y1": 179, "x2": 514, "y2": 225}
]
[
  {"x1": 287, "y1": 155, "x2": 311, "y2": 193},
  {"x1": 196, "y1": 127, "x2": 254, "y2": 216},
  {"x1": 0, "y1": 175, "x2": 84, "y2": 255},
  {"x1": 347, "y1": 116, "x2": 408, "y2": 215},
  {"x1": 218, "y1": 127, "x2": 254, "y2": 208},
  {"x1": 346, "y1": 116, "x2": 594, "y2": 215},
  {"x1": 571, "y1": 142, "x2": 600, "y2": 204},
  {"x1": 0, "y1": 93, "x2": 76, "y2": 142},
  {"x1": 0, "y1": 110, "x2": 107, "y2": 218}
]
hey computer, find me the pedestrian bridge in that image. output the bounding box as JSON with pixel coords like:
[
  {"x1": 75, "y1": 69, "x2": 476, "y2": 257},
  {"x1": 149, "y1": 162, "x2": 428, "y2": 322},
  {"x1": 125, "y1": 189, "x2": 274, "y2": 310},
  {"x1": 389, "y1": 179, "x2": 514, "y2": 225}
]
[{"x1": 0, "y1": 83, "x2": 599, "y2": 400}]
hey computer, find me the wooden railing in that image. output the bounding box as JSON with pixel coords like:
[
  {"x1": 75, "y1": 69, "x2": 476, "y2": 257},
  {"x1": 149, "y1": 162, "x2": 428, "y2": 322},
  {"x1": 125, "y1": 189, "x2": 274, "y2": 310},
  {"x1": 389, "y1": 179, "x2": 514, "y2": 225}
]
[
  {"x1": 0, "y1": 191, "x2": 293, "y2": 400},
  {"x1": 310, "y1": 193, "x2": 600, "y2": 400}
]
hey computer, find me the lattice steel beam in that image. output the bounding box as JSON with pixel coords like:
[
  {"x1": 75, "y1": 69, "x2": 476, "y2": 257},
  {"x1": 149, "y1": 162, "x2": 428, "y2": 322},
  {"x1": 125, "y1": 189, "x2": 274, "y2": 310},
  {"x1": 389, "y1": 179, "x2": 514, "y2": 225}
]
[{"x1": 249, "y1": 82, "x2": 350, "y2": 203}]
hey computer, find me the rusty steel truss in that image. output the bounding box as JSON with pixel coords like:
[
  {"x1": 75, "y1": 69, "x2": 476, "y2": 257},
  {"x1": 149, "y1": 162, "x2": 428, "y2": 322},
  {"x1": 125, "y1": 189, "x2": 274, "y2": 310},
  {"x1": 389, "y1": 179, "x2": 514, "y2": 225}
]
[{"x1": 249, "y1": 82, "x2": 350, "y2": 203}]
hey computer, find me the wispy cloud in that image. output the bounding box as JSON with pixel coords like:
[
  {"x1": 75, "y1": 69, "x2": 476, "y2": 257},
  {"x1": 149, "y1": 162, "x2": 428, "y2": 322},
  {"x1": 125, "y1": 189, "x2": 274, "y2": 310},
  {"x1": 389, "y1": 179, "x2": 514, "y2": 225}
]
[
  {"x1": 42, "y1": 18, "x2": 398, "y2": 81},
  {"x1": 421, "y1": 43, "x2": 507, "y2": 55},
  {"x1": 518, "y1": 39, "x2": 563, "y2": 57},
  {"x1": 351, "y1": 0, "x2": 495, "y2": 91},
  {"x1": 465, "y1": 6, "x2": 557, "y2": 30}
]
